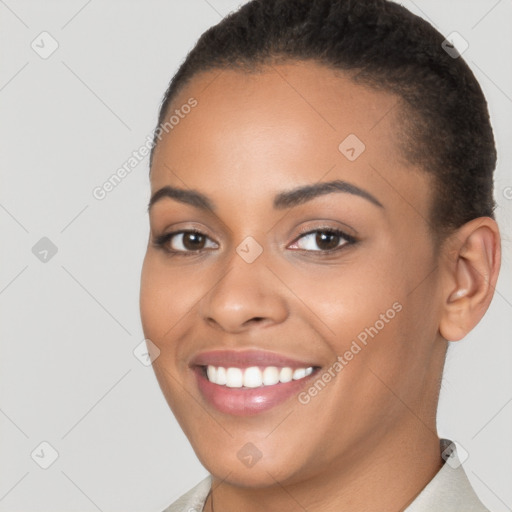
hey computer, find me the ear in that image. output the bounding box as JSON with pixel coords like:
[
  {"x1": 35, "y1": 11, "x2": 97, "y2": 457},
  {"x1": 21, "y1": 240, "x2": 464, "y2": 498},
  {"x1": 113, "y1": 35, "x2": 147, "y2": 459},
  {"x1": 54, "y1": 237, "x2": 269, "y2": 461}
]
[{"x1": 438, "y1": 217, "x2": 501, "y2": 342}]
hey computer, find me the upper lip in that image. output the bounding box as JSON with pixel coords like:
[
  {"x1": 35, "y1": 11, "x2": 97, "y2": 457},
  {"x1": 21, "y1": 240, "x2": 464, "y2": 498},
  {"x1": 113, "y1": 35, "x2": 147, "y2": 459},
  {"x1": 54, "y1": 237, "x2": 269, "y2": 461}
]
[{"x1": 190, "y1": 349, "x2": 319, "y2": 369}]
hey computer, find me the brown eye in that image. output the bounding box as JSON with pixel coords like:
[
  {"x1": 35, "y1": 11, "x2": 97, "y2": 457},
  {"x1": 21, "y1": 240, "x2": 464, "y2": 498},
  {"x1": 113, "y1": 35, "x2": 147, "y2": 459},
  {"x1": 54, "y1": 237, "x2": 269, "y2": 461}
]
[
  {"x1": 315, "y1": 231, "x2": 341, "y2": 251},
  {"x1": 289, "y1": 228, "x2": 356, "y2": 253},
  {"x1": 178, "y1": 232, "x2": 207, "y2": 251},
  {"x1": 154, "y1": 230, "x2": 219, "y2": 254}
]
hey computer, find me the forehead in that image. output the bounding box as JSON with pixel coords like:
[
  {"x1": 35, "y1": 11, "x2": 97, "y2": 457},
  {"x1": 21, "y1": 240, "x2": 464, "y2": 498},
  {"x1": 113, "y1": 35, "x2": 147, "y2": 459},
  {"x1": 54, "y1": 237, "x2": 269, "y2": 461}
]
[{"x1": 150, "y1": 61, "x2": 430, "y2": 219}]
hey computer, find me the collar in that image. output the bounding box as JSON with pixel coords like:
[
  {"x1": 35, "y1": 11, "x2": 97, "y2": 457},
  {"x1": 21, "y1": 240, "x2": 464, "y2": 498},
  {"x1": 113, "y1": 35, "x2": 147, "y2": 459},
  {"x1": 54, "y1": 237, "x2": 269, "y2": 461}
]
[{"x1": 404, "y1": 438, "x2": 489, "y2": 511}]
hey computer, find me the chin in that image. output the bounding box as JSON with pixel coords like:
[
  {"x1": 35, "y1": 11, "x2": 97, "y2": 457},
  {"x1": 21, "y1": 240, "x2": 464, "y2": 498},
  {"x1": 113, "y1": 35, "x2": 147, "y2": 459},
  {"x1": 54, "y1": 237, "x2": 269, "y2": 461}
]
[
  {"x1": 204, "y1": 458, "x2": 292, "y2": 488},
  {"x1": 193, "y1": 439, "x2": 316, "y2": 489}
]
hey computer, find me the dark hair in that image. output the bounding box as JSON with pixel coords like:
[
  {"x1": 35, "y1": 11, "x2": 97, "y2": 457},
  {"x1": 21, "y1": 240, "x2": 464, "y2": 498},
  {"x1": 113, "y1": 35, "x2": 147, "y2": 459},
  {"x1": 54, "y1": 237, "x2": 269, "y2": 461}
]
[{"x1": 150, "y1": 0, "x2": 497, "y2": 239}]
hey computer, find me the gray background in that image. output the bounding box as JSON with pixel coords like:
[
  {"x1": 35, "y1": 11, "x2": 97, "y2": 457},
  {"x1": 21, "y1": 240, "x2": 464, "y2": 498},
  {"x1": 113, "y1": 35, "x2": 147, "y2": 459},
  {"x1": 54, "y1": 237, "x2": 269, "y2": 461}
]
[{"x1": 0, "y1": 1, "x2": 511, "y2": 511}]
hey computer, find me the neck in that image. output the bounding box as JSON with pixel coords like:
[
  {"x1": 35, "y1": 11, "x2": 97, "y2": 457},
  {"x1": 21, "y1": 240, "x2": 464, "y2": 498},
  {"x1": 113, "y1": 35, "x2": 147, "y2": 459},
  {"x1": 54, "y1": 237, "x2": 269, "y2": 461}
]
[{"x1": 208, "y1": 422, "x2": 443, "y2": 512}]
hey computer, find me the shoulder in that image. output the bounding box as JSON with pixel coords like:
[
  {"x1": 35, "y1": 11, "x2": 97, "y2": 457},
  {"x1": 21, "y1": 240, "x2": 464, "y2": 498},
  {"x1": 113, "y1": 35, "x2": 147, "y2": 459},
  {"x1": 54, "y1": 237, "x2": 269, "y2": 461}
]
[{"x1": 161, "y1": 476, "x2": 212, "y2": 512}]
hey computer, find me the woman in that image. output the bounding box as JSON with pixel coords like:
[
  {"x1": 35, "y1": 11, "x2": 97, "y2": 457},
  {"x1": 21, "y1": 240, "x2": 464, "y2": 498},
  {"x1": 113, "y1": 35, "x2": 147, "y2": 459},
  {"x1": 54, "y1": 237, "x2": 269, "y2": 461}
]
[{"x1": 140, "y1": 0, "x2": 501, "y2": 510}]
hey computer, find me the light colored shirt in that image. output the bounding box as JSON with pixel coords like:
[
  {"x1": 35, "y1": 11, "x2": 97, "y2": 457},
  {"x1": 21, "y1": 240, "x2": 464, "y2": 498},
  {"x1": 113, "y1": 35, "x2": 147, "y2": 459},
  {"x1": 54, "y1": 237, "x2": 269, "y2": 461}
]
[{"x1": 162, "y1": 438, "x2": 490, "y2": 512}]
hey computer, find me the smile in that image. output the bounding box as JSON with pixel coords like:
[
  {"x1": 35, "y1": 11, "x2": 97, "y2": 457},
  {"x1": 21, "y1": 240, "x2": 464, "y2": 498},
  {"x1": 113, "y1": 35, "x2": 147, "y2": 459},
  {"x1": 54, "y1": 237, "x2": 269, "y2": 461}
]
[
  {"x1": 204, "y1": 365, "x2": 315, "y2": 388},
  {"x1": 190, "y1": 349, "x2": 321, "y2": 416}
]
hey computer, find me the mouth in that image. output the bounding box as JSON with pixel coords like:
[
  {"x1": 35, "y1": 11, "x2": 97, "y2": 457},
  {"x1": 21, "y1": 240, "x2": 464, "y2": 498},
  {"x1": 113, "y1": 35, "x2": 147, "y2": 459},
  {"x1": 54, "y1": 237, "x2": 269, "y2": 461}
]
[
  {"x1": 190, "y1": 350, "x2": 321, "y2": 416},
  {"x1": 201, "y1": 364, "x2": 315, "y2": 387}
]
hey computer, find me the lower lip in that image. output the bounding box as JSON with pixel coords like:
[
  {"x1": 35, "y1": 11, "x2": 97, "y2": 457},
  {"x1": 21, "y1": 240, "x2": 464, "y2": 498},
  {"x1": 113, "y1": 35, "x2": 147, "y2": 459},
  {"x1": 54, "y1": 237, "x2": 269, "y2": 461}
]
[{"x1": 194, "y1": 367, "x2": 317, "y2": 416}]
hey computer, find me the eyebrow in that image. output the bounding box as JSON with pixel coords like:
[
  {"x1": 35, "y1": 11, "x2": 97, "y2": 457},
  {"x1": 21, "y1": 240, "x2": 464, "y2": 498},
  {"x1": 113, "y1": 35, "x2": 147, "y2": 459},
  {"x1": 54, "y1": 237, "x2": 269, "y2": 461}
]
[
  {"x1": 148, "y1": 179, "x2": 383, "y2": 212},
  {"x1": 274, "y1": 180, "x2": 383, "y2": 209}
]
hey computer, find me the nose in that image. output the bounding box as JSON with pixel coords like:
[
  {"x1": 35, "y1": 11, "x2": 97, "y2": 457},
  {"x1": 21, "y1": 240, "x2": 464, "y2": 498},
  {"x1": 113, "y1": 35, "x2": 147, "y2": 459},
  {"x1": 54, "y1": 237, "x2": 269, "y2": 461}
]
[{"x1": 199, "y1": 253, "x2": 289, "y2": 334}]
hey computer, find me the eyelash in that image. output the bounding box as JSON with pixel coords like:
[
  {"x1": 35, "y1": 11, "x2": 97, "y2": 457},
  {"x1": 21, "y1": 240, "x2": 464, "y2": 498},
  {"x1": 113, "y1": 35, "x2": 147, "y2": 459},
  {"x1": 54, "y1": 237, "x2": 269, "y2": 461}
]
[{"x1": 152, "y1": 227, "x2": 357, "y2": 257}]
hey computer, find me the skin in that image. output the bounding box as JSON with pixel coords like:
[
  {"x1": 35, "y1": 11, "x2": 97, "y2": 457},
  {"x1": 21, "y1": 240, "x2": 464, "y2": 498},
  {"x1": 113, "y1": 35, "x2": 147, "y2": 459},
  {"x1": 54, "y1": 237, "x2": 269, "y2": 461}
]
[{"x1": 139, "y1": 61, "x2": 501, "y2": 512}]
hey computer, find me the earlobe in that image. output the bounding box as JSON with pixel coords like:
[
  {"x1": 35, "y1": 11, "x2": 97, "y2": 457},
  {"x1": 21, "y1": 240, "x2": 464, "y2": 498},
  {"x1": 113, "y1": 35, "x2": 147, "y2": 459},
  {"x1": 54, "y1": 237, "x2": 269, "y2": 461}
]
[{"x1": 439, "y1": 217, "x2": 501, "y2": 342}]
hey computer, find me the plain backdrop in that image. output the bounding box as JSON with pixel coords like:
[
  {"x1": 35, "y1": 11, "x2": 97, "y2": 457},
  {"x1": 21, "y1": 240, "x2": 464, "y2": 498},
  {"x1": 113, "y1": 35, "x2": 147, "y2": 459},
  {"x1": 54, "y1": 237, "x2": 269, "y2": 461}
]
[{"x1": 0, "y1": 1, "x2": 511, "y2": 511}]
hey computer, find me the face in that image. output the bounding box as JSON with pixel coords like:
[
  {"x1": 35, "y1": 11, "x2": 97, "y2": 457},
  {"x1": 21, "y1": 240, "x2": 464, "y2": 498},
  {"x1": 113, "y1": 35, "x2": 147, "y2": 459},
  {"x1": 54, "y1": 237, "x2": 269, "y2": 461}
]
[{"x1": 140, "y1": 61, "x2": 447, "y2": 488}]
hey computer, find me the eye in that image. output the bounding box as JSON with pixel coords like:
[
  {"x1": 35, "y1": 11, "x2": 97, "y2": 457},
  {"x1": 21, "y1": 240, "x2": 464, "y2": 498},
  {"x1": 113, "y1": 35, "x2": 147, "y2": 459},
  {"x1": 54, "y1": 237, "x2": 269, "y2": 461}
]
[
  {"x1": 153, "y1": 227, "x2": 356, "y2": 256},
  {"x1": 153, "y1": 230, "x2": 218, "y2": 254},
  {"x1": 288, "y1": 228, "x2": 356, "y2": 253}
]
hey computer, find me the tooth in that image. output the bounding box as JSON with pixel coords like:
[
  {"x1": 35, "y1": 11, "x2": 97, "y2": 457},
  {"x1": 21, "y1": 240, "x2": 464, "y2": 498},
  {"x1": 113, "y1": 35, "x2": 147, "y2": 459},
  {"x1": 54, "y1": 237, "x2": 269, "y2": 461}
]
[
  {"x1": 262, "y1": 366, "x2": 280, "y2": 385},
  {"x1": 206, "y1": 365, "x2": 216, "y2": 382},
  {"x1": 207, "y1": 364, "x2": 314, "y2": 386},
  {"x1": 279, "y1": 367, "x2": 293, "y2": 383},
  {"x1": 243, "y1": 366, "x2": 263, "y2": 388},
  {"x1": 216, "y1": 366, "x2": 227, "y2": 385},
  {"x1": 292, "y1": 368, "x2": 307, "y2": 380},
  {"x1": 225, "y1": 367, "x2": 243, "y2": 388}
]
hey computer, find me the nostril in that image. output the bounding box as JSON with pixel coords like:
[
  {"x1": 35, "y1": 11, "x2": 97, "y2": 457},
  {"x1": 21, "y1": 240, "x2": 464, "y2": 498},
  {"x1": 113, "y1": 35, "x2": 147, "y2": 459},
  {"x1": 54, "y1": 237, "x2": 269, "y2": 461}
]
[{"x1": 246, "y1": 317, "x2": 265, "y2": 325}]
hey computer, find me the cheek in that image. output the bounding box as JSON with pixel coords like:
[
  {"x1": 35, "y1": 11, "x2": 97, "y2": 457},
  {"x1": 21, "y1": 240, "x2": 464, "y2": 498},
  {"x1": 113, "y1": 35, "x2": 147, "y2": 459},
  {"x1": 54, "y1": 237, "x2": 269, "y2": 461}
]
[
  {"x1": 140, "y1": 257, "x2": 199, "y2": 417},
  {"x1": 139, "y1": 254, "x2": 197, "y2": 340},
  {"x1": 139, "y1": 255, "x2": 165, "y2": 337},
  {"x1": 280, "y1": 251, "x2": 432, "y2": 389},
  {"x1": 278, "y1": 256, "x2": 403, "y2": 346}
]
